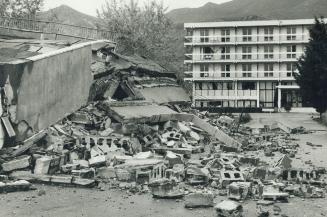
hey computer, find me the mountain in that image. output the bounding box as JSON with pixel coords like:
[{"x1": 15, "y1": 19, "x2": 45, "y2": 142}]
[
  {"x1": 167, "y1": 0, "x2": 327, "y2": 23},
  {"x1": 37, "y1": 5, "x2": 101, "y2": 28}
]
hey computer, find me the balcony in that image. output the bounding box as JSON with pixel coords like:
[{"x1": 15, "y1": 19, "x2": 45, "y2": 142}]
[
  {"x1": 184, "y1": 52, "x2": 303, "y2": 63},
  {"x1": 184, "y1": 70, "x2": 297, "y2": 81},
  {"x1": 184, "y1": 33, "x2": 309, "y2": 45}
]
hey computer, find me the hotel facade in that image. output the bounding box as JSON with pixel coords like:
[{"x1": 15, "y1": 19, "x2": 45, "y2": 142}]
[{"x1": 184, "y1": 19, "x2": 324, "y2": 111}]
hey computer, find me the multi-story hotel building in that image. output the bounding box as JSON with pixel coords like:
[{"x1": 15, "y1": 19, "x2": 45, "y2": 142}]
[{"x1": 184, "y1": 19, "x2": 324, "y2": 111}]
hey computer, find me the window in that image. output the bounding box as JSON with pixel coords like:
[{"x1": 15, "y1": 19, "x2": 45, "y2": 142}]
[
  {"x1": 222, "y1": 64, "x2": 231, "y2": 72},
  {"x1": 202, "y1": 47, "x2": 214, "y2": 60},
  {"x1": 184, "y1": 63, "x2": 193, "y2": 72},
  {"x1": 221, "y1": 46, "x2": 230, "y2": 59},
  {"x1": 242, "y1": 72, "x2": 252, "y2": 77},
  {"x1": 242, "y1": 64, "x2": 252, "y2": 77},
  {"x1": 264, "y1": 64, "x2": 274, "y2": 77},
  {"x1": 212, "y1": 83, "x2": 218, "y2": 90},
  {"x1": 287, "y1": 27, "x2": 297, "y2": 40},
  {"x1": 264, "y1": 27, "x2": 274, "y2": 41},
  {"x1": 242, "y1": 46, "x2": 252, "y2": 59},
  {"x1": 186, "y1": 29, "x2": 193, "y2": 36},
  {"x1": 242, "y1": 28, "x2": 252, "y2": 41},
  {"x1": 200, "y1": 29, "x2": 209, "y2": 43},
  {"x1": 287, "y1": 45, "x2": 297, "y2": 58},
  {"x1": 221, "y1": 29, "x2": 230, "y2": 42},
  {"x1": 242, "y1": 82, "x2": 255, "y2": 90},
  {"x1": 209, "y1": 101, "x2": 222, "y2": 107},
  {"x1": 242, "y1": 64, "x2": 252, "y2": 72},
  {"x1": 200, "y1": 64, "x2": 209, "y2": 77},
  {"x1": 227, "y1": 82, "x2": 233, "y2": 90},
  {"x1": 286, "y1": 63, "x2": 296, "y2": 77},
  {"x1": 195, "y1": 83, "x2": 203, "y2": 90},
  {"x1": 222, "y1": 64, "x2": 231, "y2": 78},
  {"x1": 264, "y1": 45, "x2": 274, "y2": 59},
  {"x1": 222, "y1": 72, "x2": 231, "y2": 77}
]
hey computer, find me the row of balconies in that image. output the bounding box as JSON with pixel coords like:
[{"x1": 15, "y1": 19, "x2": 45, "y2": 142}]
[
  {"x1": 185, "y1": 71, "x2": 296, "y2": 80},
  {"x1": 184, "y1": 52, "x2": 302, "y2": 62},
  {"x1": 193, "y1": 90, "x2": 258, "y2": 100},
  {"x1": 184, "y1": 34, "x2": 309, "y2": 45}
]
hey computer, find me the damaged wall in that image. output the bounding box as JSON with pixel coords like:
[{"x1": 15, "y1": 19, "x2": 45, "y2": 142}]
[{"x1": 1, "y1": 42, "x2": 94, "y2": 134}]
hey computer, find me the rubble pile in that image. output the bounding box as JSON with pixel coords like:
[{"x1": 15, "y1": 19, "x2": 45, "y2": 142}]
[{"x1": 0, "y1": 41, "x2": 326, "y2": 217}]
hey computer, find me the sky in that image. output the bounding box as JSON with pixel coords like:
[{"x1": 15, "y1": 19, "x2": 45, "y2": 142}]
[{"x1": 43, "y1": 0, "x2": 232, "y2": 16}]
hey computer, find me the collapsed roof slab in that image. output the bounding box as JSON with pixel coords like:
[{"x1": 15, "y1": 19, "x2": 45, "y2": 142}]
[
  {"x1": 100, "y1": 102, "x2": 241, "y2": 149},
  {"x1": 101, "y1": 102, "x2": 178, "y2": 124},
  {"x1": 139, "y1": 86, "x2": 191, "y2": 104}
]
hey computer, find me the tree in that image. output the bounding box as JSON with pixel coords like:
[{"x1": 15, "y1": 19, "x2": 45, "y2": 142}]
[
  {"x1": 0, "y1": 0, "x2": 43, "y2": 18},
  {"x1": 295, "y1": 17, "x2": 327, "y2": 118},
  {"x1": 97, "y1": 0, "x2": 180, "y2": 73}
]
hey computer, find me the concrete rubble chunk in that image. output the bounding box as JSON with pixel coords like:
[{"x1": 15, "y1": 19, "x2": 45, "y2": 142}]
[
  {"x1": 2, "y1": 155, "x2": 31, "y2": 172},
  {"x1": 96, "y1": 167, "x2": 116, "y2": 179},
  {"x1": 184, "y1": 192, "x2": 214, "y2": 208},
  {"x1": 149, "y1": 179, "x2": 184, "y2": 199},
  {"x1": 228, "y1": 182, "x2": 252, "y2": 201},
  {"x1": 88, "y1": 155, "x2": 107, "y2": 167},
  {"x1": 215, "y1": 200, "x2": 243, "y2": 217}
]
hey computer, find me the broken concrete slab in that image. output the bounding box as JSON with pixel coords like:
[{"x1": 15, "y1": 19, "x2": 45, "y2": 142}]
[
  {"x1": 0, "y1": 180, "x2": 31, "y2": 193},
  {"x1": 9, "y1": 171, "x2": 96, "y2": 187},
  {"x1": 11, "y1": 130, "x2": 47, "y2": 157},
  {"x1": 2, "y1": 155, "x2": 31, "y2": 172},
  {"x1": 184, "y1": 192, "x2": 214, "y2": 208}
]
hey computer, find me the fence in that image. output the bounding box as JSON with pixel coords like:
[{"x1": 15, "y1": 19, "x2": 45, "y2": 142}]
[{"x1": 0, "y1": 16, "x2": 114, "y2": 41}]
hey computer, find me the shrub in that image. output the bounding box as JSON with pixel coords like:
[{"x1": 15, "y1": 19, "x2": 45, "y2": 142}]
[{"x1": 239, "y1": 113, "x2": 252, "y2": 124}]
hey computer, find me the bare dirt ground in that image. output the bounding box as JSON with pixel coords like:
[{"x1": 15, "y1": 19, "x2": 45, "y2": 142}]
[{"x1": 0, "y1": 113, "x2": 326, "y2": 217}]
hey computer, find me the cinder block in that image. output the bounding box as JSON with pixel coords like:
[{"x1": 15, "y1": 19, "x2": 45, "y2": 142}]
[{"x1": 34, "y1": 157, "x2": 52, "y2": 175}]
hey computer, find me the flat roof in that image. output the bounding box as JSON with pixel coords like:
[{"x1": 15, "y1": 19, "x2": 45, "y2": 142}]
[
  {"x1": 184, "y1": 18, "x2": 327, "y2": 29},
  {"x1": 0, "y1": 38, "x2": 113, "y2": 65},
  {"x1": 139, "y1": 86, "x2": 190, "y2": 104}
]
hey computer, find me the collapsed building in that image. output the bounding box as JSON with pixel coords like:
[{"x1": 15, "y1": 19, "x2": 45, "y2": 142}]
[{"x1": 0, "y1": 38, "x2": 326, "y2": 217}]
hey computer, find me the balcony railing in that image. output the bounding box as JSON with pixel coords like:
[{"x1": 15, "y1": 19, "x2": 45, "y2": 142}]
[
  {"x1": 184, "y1": 52, "x2": 303, "y2": 62},
  {"x1": 193, "y1": 89, "x2": 258, "y2": 100},
  {"x1": 185, "y1": 70, "x2": 297, "y2": 80},
  {"x1": 0, "y1": 16, "x2": 114, "y2": 41},
  {"x1": 184, "y1": 34, "x2": 309, "y2": 44}
]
